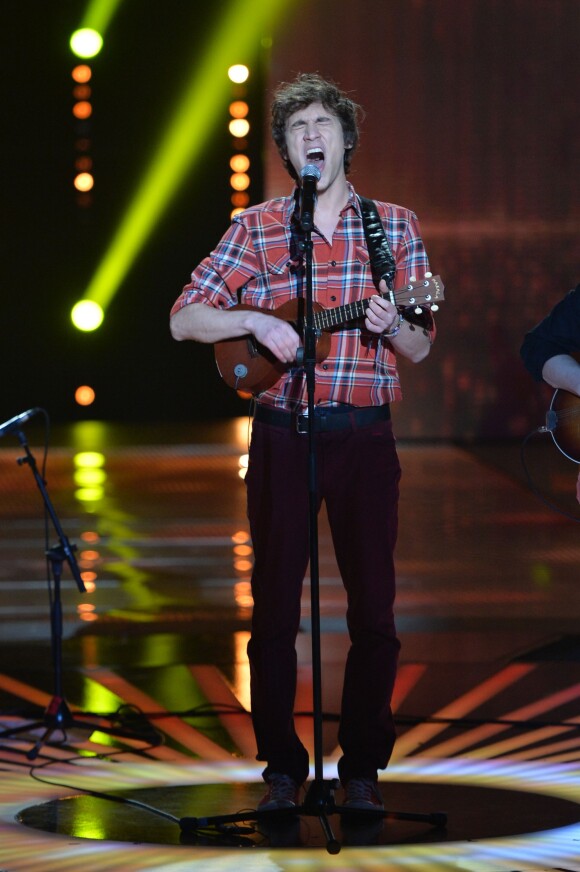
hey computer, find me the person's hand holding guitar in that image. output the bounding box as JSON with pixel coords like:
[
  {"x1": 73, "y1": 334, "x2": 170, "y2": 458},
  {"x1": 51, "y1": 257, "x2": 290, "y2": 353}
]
[
  {"x1": 245, "y1": 309, "x2": 302, "y2": 364},
  {"x1": 364, "y1": 288, "x2": 399, "y2": 335}
]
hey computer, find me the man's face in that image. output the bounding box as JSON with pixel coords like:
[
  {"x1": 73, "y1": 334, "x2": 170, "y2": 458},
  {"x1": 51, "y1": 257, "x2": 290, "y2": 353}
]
[{"x1": 284, "y1": 101, "x2": 349, "y2": 193}]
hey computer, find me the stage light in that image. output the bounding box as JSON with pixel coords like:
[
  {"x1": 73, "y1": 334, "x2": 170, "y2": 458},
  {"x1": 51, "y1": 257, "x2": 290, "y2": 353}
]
[
  {"x1": 234, "y1": 580, "x2": 253, "y2": 608},
  {"x1": 68, "y1": 2, "x2": 124, "y2": 236},
  {"x1": 73, "y1": 84, "x2": 92, "y2": 100},
  {"x1": 228, "y1": 64, "x2": 249, "y2": 84},
  {"x1": 238, "y1": 453, "x2": 249, "y2": 479},
  {"x1": 229, "y1": 118, "x2": 250, "y2": 138},
  {"x1": 77, "y1": 0, "x2": 291, "y2": 324},
  {"x1": 76, "y1": 468, "x2": 106, "y2": 488},
  {"x1": 78, "y1": 603, "x2": 98, "y2": 624},
  {"x1": 81, "y1": 573, "x2": 97, "y2": 591},
  {"x1": 231, "y1": 192, "x2": 250, "y2": 208},
  {"x1": 227, "y1": 67, "x2": 258, "y2": 220},
  {"x1": 230, "y1": 154, "x2": 250, "y2": 172},
  {"x1": 71, "y1": 299, "x2": 104, "y2": 331},
  {"x1": 230, "y1": 172, "x2": 250, "y2": 192},
  {"x1": 70, "y1": 28, "x2": 103, "y2": 59},
  {"x1": 74, "y1": 451, "x2": 105, "y2": 468},
  {"x1": 72, "y1": 64, "x2": 92, "y2": 83},
  {"x1": 71, "y1": 61, "x2": 95, "y2": 219},
  {"x1": 74, "y1": 172, "x2": 94, "y2": 192},
  {"x1": 229, "y1": 100, "x2": 249, "y2": 118},
  {"x1": 234, "y1": 545, "x2": 253, "y2": 557},
  {"x1": 75, "y1": 486, "x2": 105, "y2": 503},
  {"x1": 80, "y1": 549, "x2": 101, "y2": 561},
  {"x1": 75, "y1": 385, "x2": 96, "y2": 406},
  {"x1": 74, "y1": 449, "x2": 106, "y2": 504},
  {"x1": 73, "y1": 100, "x2": 93, "y2": 120}
]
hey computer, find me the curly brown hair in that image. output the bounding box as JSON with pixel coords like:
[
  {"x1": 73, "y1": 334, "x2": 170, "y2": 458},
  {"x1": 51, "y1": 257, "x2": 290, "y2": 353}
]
[{"x1": 270, "y1": 73, "x2": 363, "y2": 181}]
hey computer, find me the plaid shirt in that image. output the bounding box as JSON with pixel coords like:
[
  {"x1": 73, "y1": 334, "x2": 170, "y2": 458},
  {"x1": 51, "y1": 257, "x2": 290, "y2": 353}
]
[{"x1": 171, "y1": 183, "x2": 432, "y2": 411}]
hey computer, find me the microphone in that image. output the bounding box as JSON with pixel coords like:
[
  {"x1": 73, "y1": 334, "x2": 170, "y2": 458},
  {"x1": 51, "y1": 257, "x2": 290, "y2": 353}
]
[
  {"x1": 0, "y1": 408, "x2": 42, "y2": 439},
  {"x1": 300, "y1": 164, "x2": 321, "y2": 232}
]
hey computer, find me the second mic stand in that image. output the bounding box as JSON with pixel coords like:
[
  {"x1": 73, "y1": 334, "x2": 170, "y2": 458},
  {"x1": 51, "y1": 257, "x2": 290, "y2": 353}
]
[{"x1": 0, "y1": 425, "x2": 158, "y2": 759}]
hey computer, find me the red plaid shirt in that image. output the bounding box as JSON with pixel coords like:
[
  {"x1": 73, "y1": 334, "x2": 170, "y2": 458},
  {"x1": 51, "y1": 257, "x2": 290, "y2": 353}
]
[{"x1": 171, "y1": 183, "x2": 433, "y2": 411}]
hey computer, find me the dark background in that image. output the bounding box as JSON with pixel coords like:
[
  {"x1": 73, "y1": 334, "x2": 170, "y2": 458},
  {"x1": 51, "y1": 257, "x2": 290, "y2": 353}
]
[{"x1": 2, "y1": 0, "x2": 579, "y2": 438}]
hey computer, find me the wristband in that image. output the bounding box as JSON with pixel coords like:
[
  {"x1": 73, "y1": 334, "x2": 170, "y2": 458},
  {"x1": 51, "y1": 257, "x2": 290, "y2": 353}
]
[{"x1": 383, "y1": 314, "x2": 402, "y2": 338}]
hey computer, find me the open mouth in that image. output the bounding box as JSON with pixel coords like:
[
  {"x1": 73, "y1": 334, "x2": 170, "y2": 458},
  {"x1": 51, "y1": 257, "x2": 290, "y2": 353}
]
[{"x1": 306, "y1": 148, "x2": 325, "y2": 170}]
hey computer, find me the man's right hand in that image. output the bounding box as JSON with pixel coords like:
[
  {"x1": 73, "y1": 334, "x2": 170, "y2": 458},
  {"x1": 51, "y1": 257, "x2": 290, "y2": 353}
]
[
  {"x1": 247, "y1": 311, "x2": 302, "y2": 364},
  {"x1": 171, "y1": 302, "x2": 301, "y2": 364}
]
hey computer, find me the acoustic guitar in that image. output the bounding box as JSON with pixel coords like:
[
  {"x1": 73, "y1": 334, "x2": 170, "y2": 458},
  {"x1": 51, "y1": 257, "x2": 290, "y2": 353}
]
[
  {"x1": 214, "y1": 274, "x2": 445, "y2": 394},
  {"x1": 545, "y1": 389, "x2": 580, "y2": 463}
]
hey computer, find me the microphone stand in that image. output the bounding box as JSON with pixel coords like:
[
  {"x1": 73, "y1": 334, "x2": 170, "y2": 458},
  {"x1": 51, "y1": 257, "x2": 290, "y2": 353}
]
[
  {"x1": 179, "y1": 196, "x2": 446, "y2": 851},
  {"x1": 293, "y1": 214, "x2": 341, "y2": 840},
  {"x1": 0, "y1": 425, "x2": 158, "y2": 759}
]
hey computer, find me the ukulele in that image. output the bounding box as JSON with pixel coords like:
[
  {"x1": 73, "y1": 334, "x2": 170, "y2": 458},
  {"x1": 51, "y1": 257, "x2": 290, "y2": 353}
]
[{"x1": 214, "y1": 274, "x2": 445, "y2": 394}]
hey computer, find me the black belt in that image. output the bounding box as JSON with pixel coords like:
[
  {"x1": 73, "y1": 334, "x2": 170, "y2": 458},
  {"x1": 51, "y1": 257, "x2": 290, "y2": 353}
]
[{"x1": 253, "y1": 403, "x2": 390, "y2": 435}]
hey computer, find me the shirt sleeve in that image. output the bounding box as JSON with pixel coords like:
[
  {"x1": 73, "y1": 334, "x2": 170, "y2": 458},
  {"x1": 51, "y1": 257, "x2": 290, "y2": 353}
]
[
  {"x1": 520, "y1": 285, "x2": 580, "y2": 381},
  {"x1": 170, "y1": 216, "x2": 259, "y2": 317},
  {"x1": 391, "y1": 207, "x2": 436, "y2": 341}
]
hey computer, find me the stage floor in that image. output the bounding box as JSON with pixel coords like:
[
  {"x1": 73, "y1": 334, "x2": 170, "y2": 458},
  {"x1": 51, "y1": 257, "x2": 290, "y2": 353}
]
[{"x1": 1, "y1": 417, "x2": 580, "y2": 869}]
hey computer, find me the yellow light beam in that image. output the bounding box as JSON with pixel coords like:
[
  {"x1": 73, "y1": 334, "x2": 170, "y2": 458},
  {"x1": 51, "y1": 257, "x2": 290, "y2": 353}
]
[
  {"x1": 83, "y1": 0, "x2": 291, "y2": 312},
  {"x1": 80, "y1": 0, "x2": 123, "y2": 34}
]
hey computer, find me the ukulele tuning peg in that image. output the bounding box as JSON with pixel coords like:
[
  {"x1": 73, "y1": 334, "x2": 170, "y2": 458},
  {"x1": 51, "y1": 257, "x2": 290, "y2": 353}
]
[
  {"x1": 414, "y1": 306, "x2": 422, "y2": 315},
  {"x1": 410, "y1": 275, "x2": 416, "y2": 283},
  {"x1": 425, "y1": 271, "x2": 432, "y2": 278},
  {"x1": 431, "y1": 304, "x2": 439, "y2": 312}
]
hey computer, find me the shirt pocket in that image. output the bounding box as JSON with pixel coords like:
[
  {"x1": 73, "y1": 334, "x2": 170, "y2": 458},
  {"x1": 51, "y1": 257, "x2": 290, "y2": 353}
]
[{"x1": 242, "y1": 249, "x2": 302, "y2": 309}]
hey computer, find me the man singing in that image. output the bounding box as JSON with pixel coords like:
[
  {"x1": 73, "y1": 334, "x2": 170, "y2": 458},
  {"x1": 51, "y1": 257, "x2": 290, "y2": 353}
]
[{"x1": 170, "y1": 73, "x2": 436, "y2": 811}]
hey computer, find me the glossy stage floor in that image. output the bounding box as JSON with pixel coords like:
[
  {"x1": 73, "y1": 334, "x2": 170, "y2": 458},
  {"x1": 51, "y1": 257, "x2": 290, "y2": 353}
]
[{"x1": 1, "y1": 416, "x2": 580, "y2": 870}]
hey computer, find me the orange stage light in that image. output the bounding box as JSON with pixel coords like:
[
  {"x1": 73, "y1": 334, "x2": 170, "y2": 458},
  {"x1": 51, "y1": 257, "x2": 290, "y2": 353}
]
[{"x1": 73, "y1": 101, "x2": 93, "y2": 120}]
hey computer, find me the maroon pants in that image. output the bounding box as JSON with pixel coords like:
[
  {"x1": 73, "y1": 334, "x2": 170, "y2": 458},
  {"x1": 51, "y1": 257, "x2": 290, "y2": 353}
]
[{"x1": 245, "y1": 412, "x2": 401, "y2": 786}]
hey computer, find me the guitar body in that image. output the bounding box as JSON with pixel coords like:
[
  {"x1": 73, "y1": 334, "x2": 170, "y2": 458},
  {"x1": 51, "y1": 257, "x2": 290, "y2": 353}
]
[
  {"x1": 214, "y1": 301, "x2": 331, "y2": 393},
  {"x1": 214, "y1": 275, "x2": 445, "y2": 394},
  {"x1": 548, "y1": 389, "x2": 580, "y2": 463}
]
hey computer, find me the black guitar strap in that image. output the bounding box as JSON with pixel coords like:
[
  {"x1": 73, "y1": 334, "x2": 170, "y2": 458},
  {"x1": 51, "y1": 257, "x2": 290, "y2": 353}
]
[
  {"x1": 358, "y1": 194, "x2": 433, "y2": 331},
  {"x1": 358, "y1": 195, "x2": 396, "y2": 292}
]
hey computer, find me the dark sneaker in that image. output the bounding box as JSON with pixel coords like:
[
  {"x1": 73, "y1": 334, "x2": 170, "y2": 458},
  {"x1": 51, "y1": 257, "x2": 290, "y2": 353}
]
[
  {"x1": 343, "y1": 778, "x2": 384, "y2": 811},
  {"x1": 258, "y1": 773, "x2": 301, "y2": 811}
]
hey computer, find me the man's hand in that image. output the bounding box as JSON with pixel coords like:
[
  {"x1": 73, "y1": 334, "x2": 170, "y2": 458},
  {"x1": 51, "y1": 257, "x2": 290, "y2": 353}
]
[
  {"x1": 364, "y1": 280, "x2": 433, "y2": 363},
  {"x1": 248, "y1": 311, "x2": 302, "y2": 364},
  {"x1": 365, "y1": 293, "x2": 399, "y2": 335},
  {"x1": 171, "y1": 302, "x2": 301, "y2": 364}
]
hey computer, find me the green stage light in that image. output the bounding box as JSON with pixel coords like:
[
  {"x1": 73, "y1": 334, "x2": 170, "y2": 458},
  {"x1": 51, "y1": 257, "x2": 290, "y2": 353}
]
[
  {"x1": 70, "y1": 0, "x2": 123, "y2": 59},
  {"x1": 80, "y1": 0, "x2": 122, "y2": 33},
  {"x1": 70, "y1": 28, "x2": 103, "y2": 59},
  {"x1": 75, "y1": 0, "x2": 291, "y2": 326},
  {"x1": 71, "y1": 299, "x2": 104, "y2": 331}
]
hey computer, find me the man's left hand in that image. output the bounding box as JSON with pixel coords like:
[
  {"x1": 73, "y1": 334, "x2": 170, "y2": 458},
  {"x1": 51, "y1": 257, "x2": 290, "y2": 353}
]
[{"x1": 365, "y1": 294, "x2": 399, "y2": 335}]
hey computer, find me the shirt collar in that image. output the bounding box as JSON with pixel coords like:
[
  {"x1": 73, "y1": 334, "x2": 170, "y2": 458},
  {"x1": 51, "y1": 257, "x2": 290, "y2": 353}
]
[{"x1": 285, "y1": 181, "x2": 361, "y2": 227}]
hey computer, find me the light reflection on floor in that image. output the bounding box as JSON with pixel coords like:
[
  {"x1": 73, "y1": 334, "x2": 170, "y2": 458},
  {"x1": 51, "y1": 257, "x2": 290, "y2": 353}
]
[{"x1": 1, "y1": 419, "x2": 580, "y2": 869}]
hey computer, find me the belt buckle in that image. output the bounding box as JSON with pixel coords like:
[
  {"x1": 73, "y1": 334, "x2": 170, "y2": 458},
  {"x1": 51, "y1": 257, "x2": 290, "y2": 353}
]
[{"x1": 296, "y1": 414, "x2": 309, "y2": 435}]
